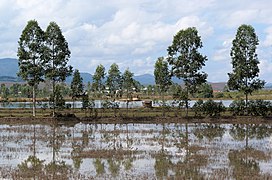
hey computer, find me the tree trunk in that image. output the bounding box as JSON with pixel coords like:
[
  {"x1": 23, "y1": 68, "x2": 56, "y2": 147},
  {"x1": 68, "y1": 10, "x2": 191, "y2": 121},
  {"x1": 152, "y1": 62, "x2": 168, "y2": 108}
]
[
  {"x1": 52, "y1": 80, "x2": 56, "y2": 117},
  {"x1": 162, "y1": 91, "x2": 165, "y2": 117},
  {"x1": 32, "y1": 85, "x2": 36, "y2": 117},
  {"x1": 185, "y1": 87, "x2": 189, "y2": 117},
  {"x1": 245, "y1": 93, "x2": 248, "y2": 115}
]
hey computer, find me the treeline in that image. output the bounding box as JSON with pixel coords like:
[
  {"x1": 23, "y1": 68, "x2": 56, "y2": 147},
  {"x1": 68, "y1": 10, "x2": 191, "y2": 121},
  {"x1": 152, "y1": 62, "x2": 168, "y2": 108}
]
[{"x1": 15, "y1": 19, "x2": 264, "y2": 117}]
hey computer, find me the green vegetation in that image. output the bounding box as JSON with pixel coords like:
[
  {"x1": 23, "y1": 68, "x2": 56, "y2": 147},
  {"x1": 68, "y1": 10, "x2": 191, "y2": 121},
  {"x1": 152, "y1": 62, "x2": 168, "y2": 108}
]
[
  {"x1": 228, "y1": 24, "x2": 265, "y2": 112},
  {"x1": 17, "y1": 20, "x2": 45, "y2": 117},
  {"x1": 0, "y1": 21, "x2": 270, "y2": 119},
  {"x1": 167, "y1": 27, "x2": 208, "y2": 116}
]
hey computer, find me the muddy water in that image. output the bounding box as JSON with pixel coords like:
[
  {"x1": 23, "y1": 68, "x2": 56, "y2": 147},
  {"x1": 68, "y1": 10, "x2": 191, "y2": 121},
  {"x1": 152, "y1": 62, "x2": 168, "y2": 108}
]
[{"x1": 0, "y1": 123, "x2": 272, "y2": 179}]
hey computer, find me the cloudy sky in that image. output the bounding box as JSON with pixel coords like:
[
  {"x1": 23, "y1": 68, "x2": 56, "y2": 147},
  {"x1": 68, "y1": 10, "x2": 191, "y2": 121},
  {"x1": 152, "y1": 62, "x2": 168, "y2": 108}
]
[{"x1": 1, "y1": 0, "x2": 272, "y2": 82}]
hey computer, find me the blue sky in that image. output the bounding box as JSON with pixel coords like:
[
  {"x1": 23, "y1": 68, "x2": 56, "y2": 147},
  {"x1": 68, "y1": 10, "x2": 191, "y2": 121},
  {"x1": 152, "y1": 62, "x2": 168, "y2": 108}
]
[{"x1": 1, "y1": 0, "x2": 272, "y2": 82}]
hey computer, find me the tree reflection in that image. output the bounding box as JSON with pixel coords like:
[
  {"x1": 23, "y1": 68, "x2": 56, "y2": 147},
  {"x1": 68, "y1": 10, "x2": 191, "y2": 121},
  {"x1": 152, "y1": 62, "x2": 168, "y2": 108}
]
[
  {"x1": 16, "y1": 125, "x2": 44, "y2": 179},
  {"x1": 154, "y1": 124, "x2": 207, "y2": 179},
  {"x1": 229, "y1": 124, "x2": 272, "y2": 179},
  {"x1": 173, "y1": 124, "x2": 207, "y2": 179},
  {"x1": 94, "y1": 158, "x2": 105, "y2": 175},
  {"x1": 17, "y1": 155, "x2": 45, "y2": 179},
  {"x1": 228, "y1": 148, "x2": 270, "y2": 179},
  {"x1": 46, "y1": 124, "x2": 71, "y2": 179},
  {"x1": 193, "y1": 123, "x2": 225, "y2": 141}
]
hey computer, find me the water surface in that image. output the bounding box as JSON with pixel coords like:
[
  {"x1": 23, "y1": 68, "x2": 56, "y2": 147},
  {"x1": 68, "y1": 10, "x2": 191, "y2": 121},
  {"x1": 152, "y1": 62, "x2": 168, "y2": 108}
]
[{"x1": 0, "y1": 122, "x2": 271, "y2": 179}]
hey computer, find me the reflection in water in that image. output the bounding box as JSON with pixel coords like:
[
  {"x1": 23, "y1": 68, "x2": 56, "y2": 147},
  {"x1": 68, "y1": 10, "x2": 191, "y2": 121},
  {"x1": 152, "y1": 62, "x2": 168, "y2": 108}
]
[{"x1": 0, "y1": 123, "x2": 271, "y2": 179}]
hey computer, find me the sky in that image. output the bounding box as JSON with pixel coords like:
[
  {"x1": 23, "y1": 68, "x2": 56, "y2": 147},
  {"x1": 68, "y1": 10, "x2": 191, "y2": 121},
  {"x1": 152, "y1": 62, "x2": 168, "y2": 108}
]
[{"x1": 1, "y1": 0, "x2": 272, "y2": 82}]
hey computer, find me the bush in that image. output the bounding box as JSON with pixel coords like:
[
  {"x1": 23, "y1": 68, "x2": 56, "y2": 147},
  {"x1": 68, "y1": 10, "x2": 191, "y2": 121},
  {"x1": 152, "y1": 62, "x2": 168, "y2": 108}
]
[
  {"x1": 202, "y1": 100, "x2": 225, "y2": 117},
  {"x1": 192, "y1": 100, "x2": 204, "y2": 116},
  {"x1": 247, "y1": 100, "x2": 272, "y2": 117},
  {"x1": 215, "y1": 92, "x2": 224, "y2": 98},
  {"x1": 229, "y1": 100, "x2": 246, "y2": 116},
  {"x1": 192, "y1": 99, "x2": 225, "y2": 117},
  {"x1": 229, "y1": 99, "x2": 272, "y2": 117}
]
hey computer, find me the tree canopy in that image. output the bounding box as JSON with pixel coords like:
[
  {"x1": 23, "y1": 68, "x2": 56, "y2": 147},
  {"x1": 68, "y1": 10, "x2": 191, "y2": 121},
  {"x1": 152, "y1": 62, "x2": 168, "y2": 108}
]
[
  {"x1": 228, "y1": 24, "x2": 265, "y2": 106},
  {"x1": 17, "y1": 20, "x2": 45, "y2": 116}
]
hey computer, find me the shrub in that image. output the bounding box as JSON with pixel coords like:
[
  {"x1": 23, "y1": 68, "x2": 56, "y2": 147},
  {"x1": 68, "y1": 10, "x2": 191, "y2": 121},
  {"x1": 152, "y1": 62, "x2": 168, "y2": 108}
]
[
  {"x1": 229, "y1": 100, "x2": 246, "y2": 116},
  {"x1": 247, "y1": 100, "x2": 272, "y2": 117},
  {"x1": 229, "y1": 99, "x2": 272, "y2": 117},
  {"x1": 202, "y1": 100, "x2": 225, "y2": 117},
  {"x1": 192, "y1": 99, "x2": 225, "y2": 117},
  {"x1": 215, "y1": 92, "x2": 224, "y2": 98},
  {"x1": 192, "y1": 100, "x2": 204, "y2": 116}
]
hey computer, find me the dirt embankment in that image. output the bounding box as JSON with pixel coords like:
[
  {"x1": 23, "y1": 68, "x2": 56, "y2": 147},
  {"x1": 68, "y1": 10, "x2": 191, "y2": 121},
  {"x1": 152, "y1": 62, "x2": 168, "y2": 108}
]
[{"x1": 0, "y1": 116, "x2": 271, "y2": 125}]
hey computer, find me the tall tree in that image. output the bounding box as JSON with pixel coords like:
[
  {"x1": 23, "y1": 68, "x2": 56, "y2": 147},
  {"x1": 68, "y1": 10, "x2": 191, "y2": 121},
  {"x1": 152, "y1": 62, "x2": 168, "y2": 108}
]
[
  {"x1": 154, "y1": 57, "x2": 172, "y2": 116},
  {"x1": 167, "y1": 27, "x2": 207, "y2": 116},
  {"x1": 44, "y1": 22, "x2": 72, "y2": 116},
  {"x1": 228, "y1": 24, "x2": 265, "y2": 112},
  {"x1": 92, "y1": 64, "x2": 106, "y2": 97},
  {"x1": 71, "y1": 69, "x2": 84, "y2": 108},
  {"x1": 154, "y1": 57, "x2": 172, "y2": 101},
  {"x1": 106, "y1": 63, "x2": 122, "y2": 97},
  {"x1": 122, "y1": 68, "x2": 135, "y2": 115},
  {"x1": 17, "y1": 20, "x2": 45, "y2": 117}
]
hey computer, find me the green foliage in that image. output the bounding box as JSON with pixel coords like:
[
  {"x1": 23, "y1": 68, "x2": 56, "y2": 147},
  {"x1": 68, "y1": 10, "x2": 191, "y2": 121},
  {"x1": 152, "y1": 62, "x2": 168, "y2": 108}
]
[
  {"x1": 228, "y1": 24, "x2": 265, "y2": 105},
  {"x1": 44, "y1": 22, "x2": 72, "y2": 82},
  {"x1": 154, "y1": 57, "x2": 172, "y2": 95},
  {"x1": 229, "y1": 100, "x2": 246, "y2": 116},
  {"x1": 106, "y1": 63, "x2": 122, "y2": 97},
  {"x1": 44, "y1": 21, "x2": 72, "y2": 115},
  {"x1": 92, "y1": 64, "x2": 106, "y2": 95},
  {"x1": 172, "y1": 85, "x2": 188, "y2": 109},
  {"x1": 193, "y1": 99, "x2": 225, "y2": 117},
  {"x1": 247, "y1": 100, "x2": 272, "y2": 117},
  {"x1": 229, "y1": 99, "x2": 272, "y2": 117},
  {"x1": 50, "y1": 84, "x2": 65, "y2": 110},
  {"x1": 167, "y1": 27, "x2": 207, "y2": 116},
  {"x1": 215, "y1": 92, "x2": 224, "y2": 98},
  {"x1": 196, "y1": 83, "x2": 213, "y2": 98},
  {"x1": 122, "y1": 68, "x2": 135, "y2": 99},
  {"x1": 71, "y1": 69, "x2": 84, "y2": 98},
  {"x1": 192, "y1": 99, "x2": 204, "y2": 116},
  {"x1": 17, "y1": 20, "x2": 45, "y2": 87},
  {"x1": 167, "y1": 27, "x2": 207, "y2": 95},
  {"x1": 17, "y1": 20, "x2": 46, "y2": 116}
]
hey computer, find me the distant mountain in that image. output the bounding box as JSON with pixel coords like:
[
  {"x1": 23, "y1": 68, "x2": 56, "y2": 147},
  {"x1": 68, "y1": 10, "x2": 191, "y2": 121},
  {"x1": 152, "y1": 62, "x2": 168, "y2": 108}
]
[
  {"x1": 0, "y1": 76, "x2": 23, "y2": 82},
  {"x1": 0, "y1": 58, "x2": 18, "y2": 77},
  {"x1": 134, "y1": 74, "x2": 155, "y2": 85},
  {"x1": 66, "y1": 72, "x2": 93, "y2": 84}
]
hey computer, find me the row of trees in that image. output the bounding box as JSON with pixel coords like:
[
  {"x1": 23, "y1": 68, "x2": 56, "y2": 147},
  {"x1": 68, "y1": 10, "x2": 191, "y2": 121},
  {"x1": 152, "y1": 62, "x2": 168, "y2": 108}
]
[
  {"x1": 153, "y1": 25, "x2": 265, "y2": 116},
  {"x1": 17, "y1": 20, "x2": 264, "y2": 117},
  {"x1": 17, "y1": 20, "x2": 72, "y2": 116}
]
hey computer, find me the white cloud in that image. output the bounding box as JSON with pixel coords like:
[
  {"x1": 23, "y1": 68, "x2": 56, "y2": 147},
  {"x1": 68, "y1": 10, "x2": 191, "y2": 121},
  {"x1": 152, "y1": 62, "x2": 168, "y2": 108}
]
[
  {"x1": 1, "y1": 0, "x2": 272, "y2": 82},
  {"x1": 212, "y1": 39, "x2": 232, "y2": 61}
]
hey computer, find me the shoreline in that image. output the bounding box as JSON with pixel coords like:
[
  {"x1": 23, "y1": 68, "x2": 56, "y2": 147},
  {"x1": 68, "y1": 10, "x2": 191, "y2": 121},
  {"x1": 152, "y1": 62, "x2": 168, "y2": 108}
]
[{"x1": 0, "y1": 116, "x2": 271, "y2": 125}]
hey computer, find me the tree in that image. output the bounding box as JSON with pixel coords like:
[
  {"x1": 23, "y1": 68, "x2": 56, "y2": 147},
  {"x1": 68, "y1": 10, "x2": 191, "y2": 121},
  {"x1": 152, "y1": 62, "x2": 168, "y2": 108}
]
[
  {"x1": 167, "y1": 27, "x2": 207, "y2": 116},
  {"x1": 92, "y1": 64, "x2": 106, "y2": 97},
  {"x1": 50, "y1": 84, "x2": 65, "y2": 110},
  {"x1": 228, "y1": 24, "x2": 265, "y2": 112},
  {"x1": 154, "y1": 57, "x2": 172, "y2": 116},
  {"x1": 71, "y1": 69, "x2": 84, "y2": 109},
  {"x1": 122, "y1": 68, "x2": 135, "y2": 115},
  {"x1": 17, "y1": 20, "x2": 45, "y2": 117},
  {"x1": 196, "y1": 83, "x2": 213, "y2": 98},
  {"x1": 44, "y1": 21, "x2": 72, "y2": 116},
  {"x1": 106, "y1": 63, "x2": 122, "y2": 97}
]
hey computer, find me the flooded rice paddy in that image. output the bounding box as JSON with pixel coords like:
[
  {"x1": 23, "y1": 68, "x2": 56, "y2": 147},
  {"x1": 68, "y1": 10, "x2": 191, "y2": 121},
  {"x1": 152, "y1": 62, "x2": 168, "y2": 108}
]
[{"x1": 0, "y1": 122, "x2": 272, "y2": 179}]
